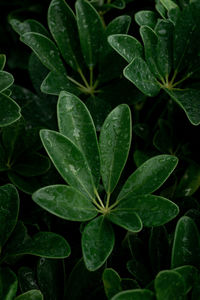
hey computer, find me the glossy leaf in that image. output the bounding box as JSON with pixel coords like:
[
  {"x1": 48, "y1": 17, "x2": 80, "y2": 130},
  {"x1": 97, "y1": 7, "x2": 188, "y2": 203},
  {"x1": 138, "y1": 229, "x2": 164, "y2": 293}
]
[
  {"x1": 171, "y1": 216, "x2": 200, "y2": 268},
  {"x1": 108, "y1": 34, "x2": 143, "y2": 63},
  {"x1": 124, "y1": 57, "x2": 160, "y2": 97},
  {"x1": 118, "y1": 155, "x2": 178, "y2": 200},
  {"x1": 0, "y1": 267, "x2": 18, "y2": 300},
  {"x1": 160, "y1": 0, "x2": 178, "y2": 10},
  {"x1": 41, "y1": 71, "x2": 80, "y2": 96},
  {"x1": 103, "y1": 268, "x2": 122, "y2": 299},
  {"x1": 10, "y1": 19, "x2": 50, "y2": 37},
  {"x1": 111, "y1": 289, "x2": 155, "y2": 300},
  {"x1": 135, "y1": 10, "x2": 157, "y2": 28},
  {"x1": 0, "y1": 54, "x2": 6, "y2": 70},
  {"x1": 107, "y1": 209, "x2": 142, "y2": 232},
  {"x1": 82, "y1": 216, "x2": 115, "y2": 271},
  {"x1": 33, "y1": 185, "x2": 97, "y2": 221},
  {"x1": 58, "y1": 91, "x2": 100, "y2": 187},
  {"x1": 155, "y1": 270, "x2": 186, "y2": 300},
  {"x1": 75, "y1": 0, "x2": 104, "y2": 68},
  {"x1": 0, "y1": 184, "x2": 19, "y2": 248},
  {"x1": 99, "y1": 104, "x2": 131, "y2": 194},
  {"x1": 0, "y1": 71, "x2": 14, "y2": 92},
  {"x1": 0, "y1": 93, "x2": 21, "y2": 127},
  {"x1": 15, "y1": 290, "x2": 43, "y2": 300},
  {"x1": 48, "y1": 0, "x2": 83, "y2": 71},
  {"x1": 20, "y1": 32, "x2": 66, "y2": 74},
  {"x1": 117, "y1": 194, "x2": 179, "y2": 227},
  {"x1": 165, "y1": 89, "x2": 200, "y2": 125},
  {"x1": 174, "y1": 265, "x2": 198, "y2": 294},
  {"x1": 40, "y1": 129, "x2": 95, "y2": 199}
]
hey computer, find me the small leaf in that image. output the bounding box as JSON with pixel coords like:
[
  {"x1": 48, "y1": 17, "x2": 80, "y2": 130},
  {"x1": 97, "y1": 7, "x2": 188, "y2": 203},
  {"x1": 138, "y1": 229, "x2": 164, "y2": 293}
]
[
  {"x1": 48, "y1": 0, "x2": 83, "y2": 71},
  {"x1": 75, "y1": 0, "x2": 104, "y2": 68},
  {"x1": 111, "y1": 289, "x2": 155, "y2": 300},
  {"x1": 40, "y1": 129, "x2": 95, "y2": 199},
  {"x1": 0, "y1": 71, "x2": 14, "y2": 92},
  {"x1": 33, "y1": 185, "x2": 97, "y2": 221},
  {"x1": 15, "y1": 290, "x2": 43, "y2": 300},
  {"x1": 108, "y1": 34, "x2": 143, "y2": 63},
  {"x1": 160, "y1": 0, "x2": 178, "y2": 10},
  {"x1": 0, "y1": 267, "x2": 18, "y2": 300},
  {"x1": 0, "y1": 54, "x2": 6, "y2": 70},
  {"x1": 118, "y1": 155, "x2": 178, "y2": 200},
  {"x1": 102, "y1": 268, "x2": 122, "y2": 299},
  {"x1": 171, "y1": 216, "x2": 200, "y2": 268},
  {"x1": 104, "y1": 0, "x2": 125, "y2": 9},
  {"x1": 18, "y1": 267, "x2": 38, "y2": 293},
  {"x1": 107, "y1": 209, "x2": 142, "y2": 232},
  {"x1": 0, "y1": 93, "x2": 21, "y2": 127},
  {"x1": 165, "y1": 88, "x2": 200, "y2": 125},
  {"x1": 58, "y1": 91, "x2": 100, "y2": 187},
  {"x1": 123, "y1": 57, "x2": 160, "y2": 97},
  {"x1": 10, "y1": 18, "x2": 50, "y2": 37},
  {"x1": 173, "y1": 265, "x2": 198, "y2": 294},
  {"x1": 20, "y1": 32, "x2": 66, "y2": 74},
  {"x1": 0, "y1": 184, "x2": 19, "y2": 248},
  {"x1": 117, "y1": 194, "x2": 179, "y2": 227},
  {"x1": 155, "y1": 270, "x2": 186, "y2": 300},
  {"x1": 82, "y1": 216, "x2": 115, "y2": 271},
  {"x1": 99, "y1": 104, "x2": 131, "y2": 194},
  {"x1": 135, "y1": 10, "x2": 157, "y2": 28}
]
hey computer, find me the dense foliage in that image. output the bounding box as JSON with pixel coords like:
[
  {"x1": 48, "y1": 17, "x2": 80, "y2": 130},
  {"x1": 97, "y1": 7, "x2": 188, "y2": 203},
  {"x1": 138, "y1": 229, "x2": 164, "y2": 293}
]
[{"x1": 1, "y1": 0, "x2": 200, "y2": 299}]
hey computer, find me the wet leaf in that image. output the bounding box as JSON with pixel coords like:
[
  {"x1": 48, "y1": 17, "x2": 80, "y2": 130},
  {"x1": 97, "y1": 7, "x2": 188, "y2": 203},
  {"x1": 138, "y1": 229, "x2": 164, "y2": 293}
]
[
  {"x1": 10, "y1": 18, "x2": 50, "y2": 37},
  {"x1": 107, "y1": 209, "x2": 142, "y2": 232}
]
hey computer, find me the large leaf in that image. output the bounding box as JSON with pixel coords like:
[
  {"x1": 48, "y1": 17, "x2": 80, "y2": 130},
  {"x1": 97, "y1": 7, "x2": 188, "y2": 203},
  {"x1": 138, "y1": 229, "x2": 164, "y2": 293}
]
[
  {"x1": 103, "y1": 268, "x2": 122, "y2": 299},
  {"x1": 108, "y1": 34, "x2": 143, "y2": 63},
  {"x1": 99, "y1": 104, "x2": 131, "y2": 194},
  {"x1": 118, "y1": 155, "x2": 178, "y2": 200},
  {"x1": 75, "y1": 0, "x2": 104, "y2": 68},
  {"x1": 0, "y1": 71, "x2": 14, "y2": 92},
  {"x1": 0, "y1": 184, "x2": 19, "y2": 248},
  {"x1": 15, "y1": 290, "x2": 43, "y2": 300},
  {"x1": 40, "y1": 129, "x2": 95, "y2": 199},
  {"x1": 0, "y1": 93, "x2": 21, "y2": 127},
  {"x1": 171, "y1": 216, "x2": 200, "y2": 268},
  {"x1": 32, "y1": 185, "x2": 97, "y2": 221},
  {"x1": 124, "y1": 57, "x2": 161, "y2": 97},
  {"x1": 117, "y1": 194, "x2": 179, "y2": 227},
  {"x1": 107, "y1": 209, "x2": 142, "y2": 232},
  {"x1": 0, "y1": 267, "x2": 18, "y2": 300},
  {"x1": 111, "y1": 289, "x2": 155, "y2": 300},
  {"x1": 82, "y1": 216, "x2": 115, "y2": 271},
  {"x1": 57, "y1": 91, "x2": 100, "y2": 187},
  {"x1": 48, "y1": 0, "x2": 83, "y2": 71},
  {"x1": 20, "y1": 32, "x2": 66, "y2": 74},
  {"x1": 165, "y1": 88, "x2": 200, "y2": 125}
]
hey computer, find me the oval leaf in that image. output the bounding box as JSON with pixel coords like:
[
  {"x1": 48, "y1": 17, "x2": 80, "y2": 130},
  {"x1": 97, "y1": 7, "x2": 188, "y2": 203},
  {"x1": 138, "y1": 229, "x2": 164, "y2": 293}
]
[
  {"x1": 0, "y1": 267, "x2": 18, "y2": 300},
  {"x1": 15, "y1": 290, "x2": 43, "y2": 300},
  {"x1": 33, "y1": 185, "x2": 97, "y2": 221},
  {"x1": 10, "y1": 18, "x2": 50, "y2": 37},
  {"x1": 0, "y1": 71, "x2": 14, "y2": 92},
  {"x1": 103, "y1": 268, "x2": 122, "y2": 299},
  {"x1": 20, "y1": 32, "x2": 66, "y2": 74},
  {"x1": 0, "y1": 54, "x2": 6, "y2": 70},
  {"x1": 99, "y1": 104, "x2": 132, "y2": 194},
  {"x1": 0, "y1": 93, "x2": 21, "y2": 127},
  {"x1": 107, "y1": 209, "x2": 142, "y2": 232},
  {"x1": 58, "y1": 91, "x2": 100, "y2": 187},
  {"x1": 40, "y1": 129, "x2": 95, "y2": 200},
  {"x1": 123, "y1": 57, "x2": 161, "y2": 97},
  {"x1": 135, "y1": 10, "x2": 157, "y2": 28},
  {"x1": 82, "y1": 216, "x2": 115, "y2": 271},
  {"x1": 118, "y1": 155, "x2": 178, "y2": 200},
  {"x1": 111, "y1": 289, "x2": 155, "y2": 300}
]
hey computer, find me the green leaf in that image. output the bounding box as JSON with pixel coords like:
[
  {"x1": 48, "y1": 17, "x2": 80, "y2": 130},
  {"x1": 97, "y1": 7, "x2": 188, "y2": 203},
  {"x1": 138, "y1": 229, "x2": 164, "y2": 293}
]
[
  {"x1": 117, "y1": 194, "x2": 179, "y2": 227},
  {"x1": 20, "y1": 32, "x2": 66, "y2": 74},
  {"x1": 0, "y1": 93, "x2": 21, "y2": 127},
  {"x1": 104, "y1": 0, "x2": 125, "y2": 9},
  {"x1": 111, "y1": 289, "x2": 155, "y2": 300},
  {"x1": 173, "y1": 265, "x2": 198, "y2": 294},
  {"x1": 118, "y1": 155, "x2": 178, "y2": 200},
  {"x1": 48, "y1": 0, "x2": 83, "y2": 71},
  {"x1": 155, "y1": 270, "x2": 186, "y2": 300},
  {"x1": 99, "y1": 104, "x2": 131, "y2": 194},
  {"x1": 58, "y1": 91, "x2": 100, "y2": 187},
  {"x1": 8, "y1": 172, "x2": 42, "y2": 195},
  {"x1": 123, "y1": 57, "x2": 161, "y2": 97},
  {"x1": 0, "y1": 71, "x2": 14, "y2": 92},
  {"x1": 15, "y1": 290, "x2": 43, "y2": 300},
  {"x1": 0, "y1": 184, "x2": 19, "y2": 248},
  {"x1": 41, "y1": 71, "x2": 80, "y2": 96},
  {"x1": 135, "y1": 10, "x2": 157, "y2": 29},
  {"x1": 160, "y1": 0, "x2": 178, "y2": 10},
  {"x1": 82, "y1": 216, "x2": 115, "y2": 271},
  {"x1": 165, "y1": 89, "x2": 200, "y2": 125},
  {"x1": 18, "y1": 267, "x2": 38, "y2": 293},
  {"x1": 0, "y1": 54, "x2": 6, "y2": 70},
  {"x1": 108, "y1": 34, "x2": 143, "y2": 63},
  {"x1": 10, "y1": 19, "x2": 50, "y2": 37},
  {"x1": 0, "y1": 267, "x2": 18, "y2": 300},
  {"x1": 75, "y1": 0, "x2": 104, "y2": 68},
  {"x1": 171, "y1": 216, "x2": 200, "y2": 268},
  {"x1": 107, "y1": 209, "x2": 142, "y2": 232},
  {"x1": 40, "y1": 129, "x2": 95, "y2": 199},
  {"x1": 102, "y1": 268, "x2": 122, "y2": 299},
  {"x1": 33, "y1": 185, "x2": 97, "y2": 221}
]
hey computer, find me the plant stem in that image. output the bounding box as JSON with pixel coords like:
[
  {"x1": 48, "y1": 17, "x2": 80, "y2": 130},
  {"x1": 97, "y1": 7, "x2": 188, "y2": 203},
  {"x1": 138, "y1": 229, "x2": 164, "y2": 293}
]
[
  {"x1": 172, "y1": 72, "x2": 193, "y2": 88},
  {"x1": 94, "y1": 189, "x2": 105, "y2": 208},
  {"x1": 105, "y1": 192, "x2": 110, "y2": 209},
  {"x1": 66, "y1": 75, "x2": 87, "y2": 90},
  {"x1": 78, "y1": 68, "x2": 90, "y2": 89},
  {"x1": 89, "y1": 67, "x2": 93, "y2": 88}
]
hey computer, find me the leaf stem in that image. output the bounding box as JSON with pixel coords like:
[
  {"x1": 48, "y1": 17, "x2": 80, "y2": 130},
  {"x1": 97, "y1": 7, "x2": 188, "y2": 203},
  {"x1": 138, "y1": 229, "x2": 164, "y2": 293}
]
[
  {"x1": 89, "y1": 67, "x2": 93, "y2": 87},
  {"x1": 94, "y1": 189, "x2": 105, "y2": 208},
  {"x1": 78, "y1": 68, "x2": 90, "y2": 89},
  {"x1": 66, "y1": 75, "x2": 87, "y2": 90},
  {"x1": 105, "y1": 192, "x2": 110, "y2": 209},
  {"x1": 172, "y1": 72, "x2": 193, "y2": 88}
]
